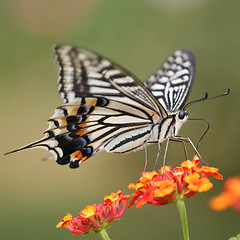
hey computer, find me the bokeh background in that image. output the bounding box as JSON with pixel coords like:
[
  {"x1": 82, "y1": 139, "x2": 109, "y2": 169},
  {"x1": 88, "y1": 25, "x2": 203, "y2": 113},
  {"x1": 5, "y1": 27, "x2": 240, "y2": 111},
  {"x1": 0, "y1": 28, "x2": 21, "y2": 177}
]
[{"x1": 1, "y1": 0, "x2": 239, "y2": 239}]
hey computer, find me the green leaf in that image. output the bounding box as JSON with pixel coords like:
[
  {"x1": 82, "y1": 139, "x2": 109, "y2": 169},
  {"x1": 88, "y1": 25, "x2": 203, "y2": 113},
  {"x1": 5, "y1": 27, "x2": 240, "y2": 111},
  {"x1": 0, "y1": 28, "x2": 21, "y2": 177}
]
[{"x1": 228, "y1": 233, "x2": 240, "y2": 240}]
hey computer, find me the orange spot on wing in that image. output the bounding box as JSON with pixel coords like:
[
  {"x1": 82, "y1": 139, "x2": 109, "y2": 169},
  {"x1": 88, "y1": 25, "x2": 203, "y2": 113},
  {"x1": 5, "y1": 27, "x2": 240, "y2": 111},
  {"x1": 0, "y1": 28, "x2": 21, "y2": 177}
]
[
  {"x1": 71, "y1": 151, "x2": 83, "y2": 160},
  {"x1": 76, "y1": 123, "x2": 86, "y2": 135},
  {"x1": 68, "y1": 107, "x2": 79, "y2": 115},
  {"x1": 76, "y1": 130, "x2": 85, "y2": 135},
  {"x1": 80, "y1": 156, "x2": 88, "y2": 162},
  {"x1": 78, "y1": 123, "x2": 86, "y2": 128},
  {"x1": 85, "y1": 98, "x2": 97, "y2": 106},
  {"x1": 58, "y1": 118, "x2": 67, "y2": 126}
]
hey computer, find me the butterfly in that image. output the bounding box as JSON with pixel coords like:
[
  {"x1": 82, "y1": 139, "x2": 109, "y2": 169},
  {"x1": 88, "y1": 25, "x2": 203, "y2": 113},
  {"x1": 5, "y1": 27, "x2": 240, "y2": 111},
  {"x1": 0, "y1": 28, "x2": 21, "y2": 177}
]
[{"x1": 6, "y1": 45, "x2": 197, "y2": 168}]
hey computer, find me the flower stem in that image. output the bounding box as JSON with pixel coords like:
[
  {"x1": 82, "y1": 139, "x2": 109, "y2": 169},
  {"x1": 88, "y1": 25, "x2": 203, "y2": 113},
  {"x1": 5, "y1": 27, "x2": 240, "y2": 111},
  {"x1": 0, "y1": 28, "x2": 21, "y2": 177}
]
[
  {"x1": 176, "y1": 199, "x2": 190, "y2": 240},
  {"x1": 99, "y1": 229, "x2": 111, "y2": 240}
]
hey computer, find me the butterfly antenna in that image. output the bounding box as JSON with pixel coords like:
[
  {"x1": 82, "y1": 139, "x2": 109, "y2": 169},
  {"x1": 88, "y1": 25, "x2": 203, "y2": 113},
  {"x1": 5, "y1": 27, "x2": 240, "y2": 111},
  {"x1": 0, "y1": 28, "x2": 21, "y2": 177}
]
[
  {"x1": 184, "y1": 88, "x2": 230, "y2": 110},
  {"x1": 184, "y1": 92, "x2": 208, "y2": 110}
]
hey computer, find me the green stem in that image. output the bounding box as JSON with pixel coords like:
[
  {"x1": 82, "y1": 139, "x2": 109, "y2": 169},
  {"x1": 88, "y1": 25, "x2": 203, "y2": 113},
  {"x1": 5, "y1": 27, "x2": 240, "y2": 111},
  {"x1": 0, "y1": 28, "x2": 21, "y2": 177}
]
[
  {"x1": 176, "y1": 199, "x2": 190, "y2": 240},
  {"x1": 99, "y1": 229, "x2": 111, "y2": 240}
]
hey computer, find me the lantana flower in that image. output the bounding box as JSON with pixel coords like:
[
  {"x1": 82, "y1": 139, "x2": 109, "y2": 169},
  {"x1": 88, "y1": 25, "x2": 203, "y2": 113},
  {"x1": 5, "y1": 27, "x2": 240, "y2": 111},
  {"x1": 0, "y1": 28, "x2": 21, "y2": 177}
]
[
  {"x1": 128, "y1": 155, "x2": 223, "y2": 208},
  {"x1": 209, "y1": 176, "x2": 240, "y2": 211},
  {"x1": 56, "y1": 190, "x2": 130, "y2": 236}
]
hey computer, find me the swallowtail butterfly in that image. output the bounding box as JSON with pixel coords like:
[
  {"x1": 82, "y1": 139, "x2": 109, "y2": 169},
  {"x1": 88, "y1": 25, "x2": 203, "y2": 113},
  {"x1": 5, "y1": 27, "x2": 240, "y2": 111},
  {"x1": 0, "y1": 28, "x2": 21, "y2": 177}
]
[{"x1": 6, "y1": 45, "x2": 197, "y2": 168}]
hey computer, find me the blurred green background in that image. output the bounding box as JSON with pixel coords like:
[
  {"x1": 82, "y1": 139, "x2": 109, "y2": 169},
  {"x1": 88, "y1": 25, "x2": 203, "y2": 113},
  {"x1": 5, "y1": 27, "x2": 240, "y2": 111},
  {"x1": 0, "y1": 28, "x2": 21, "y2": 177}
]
[{"x1": 1, "y1": 0, "x2": 239, "y2": 239}]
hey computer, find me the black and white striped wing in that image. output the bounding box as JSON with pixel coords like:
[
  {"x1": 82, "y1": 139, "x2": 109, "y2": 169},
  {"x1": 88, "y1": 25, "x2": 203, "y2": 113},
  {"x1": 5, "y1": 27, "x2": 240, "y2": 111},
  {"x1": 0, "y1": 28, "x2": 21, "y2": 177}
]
[
  {"x1": 8, "y1": 97, "x2": 160, "y2": 168},
  {"x1": 145, "y1": 50, "x2": 195, "y2": 112},
  {"x1": 6, "y1": 45, "x2": 169, "y2": 169},
  {"x1": 54, "y1": 45, "x2": 166, "y2": 116}
]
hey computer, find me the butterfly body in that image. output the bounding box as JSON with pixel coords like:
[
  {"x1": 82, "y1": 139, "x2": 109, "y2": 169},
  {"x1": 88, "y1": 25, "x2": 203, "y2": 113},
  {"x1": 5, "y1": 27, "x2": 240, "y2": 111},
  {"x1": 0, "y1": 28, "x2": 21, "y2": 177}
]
[
  {"x1": 157, "y1": 112, "x2": 188, "y2": 143},
  {"x1": 6, "y1": 46, "x2": 195, "y2": 168}
]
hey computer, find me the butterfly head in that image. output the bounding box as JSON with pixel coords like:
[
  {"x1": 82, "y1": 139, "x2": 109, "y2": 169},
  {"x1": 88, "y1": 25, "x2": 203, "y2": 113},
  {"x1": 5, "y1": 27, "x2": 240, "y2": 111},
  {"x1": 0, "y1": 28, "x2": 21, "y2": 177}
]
[
  {"x1": 178, "y1": 110, "x2": 188, "y2": 121},
  {"x1": 171, "y1": 110, "x2": 188, "y2": 138}
]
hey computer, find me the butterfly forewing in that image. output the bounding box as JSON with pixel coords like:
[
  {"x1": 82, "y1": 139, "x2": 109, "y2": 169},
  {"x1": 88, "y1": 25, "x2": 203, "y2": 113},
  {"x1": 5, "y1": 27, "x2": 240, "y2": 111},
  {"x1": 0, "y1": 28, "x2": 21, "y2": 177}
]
[
  {"x1": 145, "y1": 50, "x2": 195, "y2": 112},
  {"x1": 54, "y1": 45, "x2": 166, "y2": 116}
]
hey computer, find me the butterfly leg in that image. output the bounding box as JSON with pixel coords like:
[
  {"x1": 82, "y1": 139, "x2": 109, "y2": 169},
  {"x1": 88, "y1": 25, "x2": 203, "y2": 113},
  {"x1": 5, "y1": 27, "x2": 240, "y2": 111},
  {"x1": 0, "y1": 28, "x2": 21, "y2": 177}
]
[
  {"x1": 169, "y1": 138, "x2": 189, "y2": 160},
  {"x1": 143, "y1": 143, "x2": 148, "y2": 172},
  {"x1": 162, "y1": 138, "x2": 170, "y2": 173},
  {"x1": 172, "y1": 136, "x2": 207, "y2": 166},
  {"x1": 182, "y1": 141, "x2": 188, "y2": 160},
  {"x1": 154, "y1": 141, "x2": 161, "y2": 171}
]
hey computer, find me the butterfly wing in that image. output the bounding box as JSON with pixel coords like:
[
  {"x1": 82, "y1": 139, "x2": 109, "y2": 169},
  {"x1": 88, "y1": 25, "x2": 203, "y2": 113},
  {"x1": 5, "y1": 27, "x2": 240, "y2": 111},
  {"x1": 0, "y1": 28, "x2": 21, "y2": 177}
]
[
  {"x1": 6, "y1": 45, "x2": 168, "y2": 168},
  {"x1": 54, "y1": 45, "x2": 166, "y2": 116},
  {"x1": 6, "y1": 97, "x2": 159, "y2": 168},
  {"x1": 145, "y1": 50, "x2": 195, "y2": 112}
]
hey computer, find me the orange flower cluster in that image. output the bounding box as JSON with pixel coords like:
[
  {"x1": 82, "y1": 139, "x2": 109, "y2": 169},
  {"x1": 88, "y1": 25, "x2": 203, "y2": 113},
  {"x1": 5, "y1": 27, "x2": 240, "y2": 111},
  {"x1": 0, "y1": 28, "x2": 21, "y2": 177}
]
[
  {"x1": 128, "y1": 156, "x2": 223, "y2": 208},
  {"x1": 56, "y1": 190, "x2": 130, "y2": 235},
  {"x1": 209, "y1": 176, "x2": 240, "y2": 211},
  {"x1": 56, "y1": 156, "x2": 223, "y2": 236}
]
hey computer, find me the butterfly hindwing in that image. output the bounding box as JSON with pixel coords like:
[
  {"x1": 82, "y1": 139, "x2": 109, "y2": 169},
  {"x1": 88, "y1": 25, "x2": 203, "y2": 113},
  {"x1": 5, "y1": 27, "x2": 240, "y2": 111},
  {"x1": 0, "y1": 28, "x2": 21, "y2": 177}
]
[
  {"x1": 13, "y1": 96, "x2": 159, "y2": 168},
  {"x1": 145, "y1": 50, "x2": 195, "y2": 112}
]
